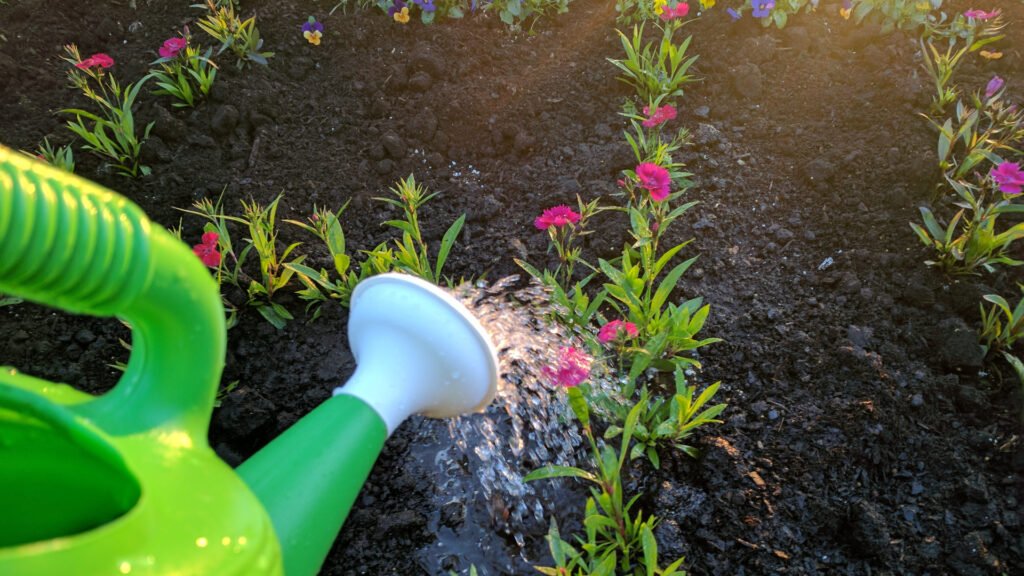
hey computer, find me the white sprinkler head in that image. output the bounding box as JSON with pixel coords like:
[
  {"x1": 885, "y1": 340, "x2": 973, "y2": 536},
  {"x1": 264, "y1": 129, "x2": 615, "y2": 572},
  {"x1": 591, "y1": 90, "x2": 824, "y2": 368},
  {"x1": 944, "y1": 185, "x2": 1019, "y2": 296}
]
[{"x1": 333, "y1": 273, "x2": 499, "y2": 435}]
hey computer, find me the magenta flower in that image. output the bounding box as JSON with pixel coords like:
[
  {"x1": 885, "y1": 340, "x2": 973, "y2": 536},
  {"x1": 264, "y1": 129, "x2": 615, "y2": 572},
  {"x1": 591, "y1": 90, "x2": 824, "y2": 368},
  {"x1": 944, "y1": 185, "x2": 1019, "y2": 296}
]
[
  {"x1": 635, "y1": 163, "x2": 671, "y2": 201},
  {"x1": 641, "y1": 104, "x2": 678, "y2": 128},
  {"x1": 964, "y1": 9, "x2": 999, "y2": 20},
  {"x1": 598, "y1": 320, "x2": 639, "y2": 344},
  {"x1": 534, "y1": 205, "x2": 581, "y2": 230},
  {"x1": 159, "y1": 37, "x2": 188, "y2": 59},
  {"x1": 659, "y1": 2, "x2": 690, "y2": 21},
  {"x1": 985, "y1": 75, "x2": 1004, "y2": 99},
  {"x1": 542, "y1": 346, "x2": 592, "y2": 388},
  {"x1": 991, "y1": 161, "x2": 1024, "y2": 195},
  {"x1": 75, "y1": 53, "x2": 114, "y2": 69}
]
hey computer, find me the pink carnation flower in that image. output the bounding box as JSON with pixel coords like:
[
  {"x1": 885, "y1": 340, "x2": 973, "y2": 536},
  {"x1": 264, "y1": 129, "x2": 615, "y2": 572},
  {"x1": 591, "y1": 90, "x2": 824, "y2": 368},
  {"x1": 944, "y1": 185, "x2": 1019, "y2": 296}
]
[
  {"x1": 659, "y1": 2, "x2": 690, "y2": 20},
  {"x1": 75, "y1": 53, "x2": 114, "y2": 69},
  {"x1": 598, "y1": 320, "x2": 639, "y2": 344},
  {"x1": 159, "y1": 37, "x2": 188, "y2": 59},
  {"x1": 534, "y1": 205, "x2": 581, "y2": 230},
  {"x1": 964, "y1": 9, "x2": 999, "y2": 20},
  {"x1": 641, "y1": 104, "x2": 678, "y2": 128},
  {"x1": 542, "y1": 346, "x2": 592, "y2": 388},
  {"x1": 635, "y1": 163, "x2": 671, "y2": 201},
  {"x1": 991, "y1": 161, "x2": 1024, "y2": 195}
]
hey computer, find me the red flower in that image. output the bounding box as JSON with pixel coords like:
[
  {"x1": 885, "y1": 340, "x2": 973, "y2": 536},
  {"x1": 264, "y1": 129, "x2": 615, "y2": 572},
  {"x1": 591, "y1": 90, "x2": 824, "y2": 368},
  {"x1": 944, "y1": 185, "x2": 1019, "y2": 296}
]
[
  {"x1": 159, "y1": 37, "x2": 188, "y2": 59},
  {"x1": 534, "y1": 205, "x2": 581, "y2": 230},
  {"x1": 659, "y1": 2, "x2": 690, "y2": 20},
  {"x1": 598, "y1": 319, "x2": 639, "y2": 343},
  {"x1": 75, "y1": 53, "x2": 115, "y2": 69},
  {"x1": 193, "y1": 231, "x2": 222, "y2": 267}
]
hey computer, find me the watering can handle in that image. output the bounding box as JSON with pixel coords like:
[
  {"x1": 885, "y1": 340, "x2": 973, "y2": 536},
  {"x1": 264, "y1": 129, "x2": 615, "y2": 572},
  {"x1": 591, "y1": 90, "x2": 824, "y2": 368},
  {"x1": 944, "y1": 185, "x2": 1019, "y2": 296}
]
[{"x1": 0, "y1": 145, "x2": 225, "y2": 438}]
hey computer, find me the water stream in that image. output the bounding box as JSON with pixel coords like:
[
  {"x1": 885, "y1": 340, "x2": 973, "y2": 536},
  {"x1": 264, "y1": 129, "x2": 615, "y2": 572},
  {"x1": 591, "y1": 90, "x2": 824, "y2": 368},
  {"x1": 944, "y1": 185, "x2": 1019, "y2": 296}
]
[{"x1": 405, "y1": 276, "x2": 592, "y2": 574}]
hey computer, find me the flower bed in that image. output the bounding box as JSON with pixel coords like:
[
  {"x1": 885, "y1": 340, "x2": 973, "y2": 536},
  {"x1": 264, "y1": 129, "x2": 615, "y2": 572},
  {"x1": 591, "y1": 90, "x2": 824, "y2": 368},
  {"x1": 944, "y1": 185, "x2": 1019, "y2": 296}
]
[{"x1": 1, "y1": 0, "x2": 1022, "y2": 573}]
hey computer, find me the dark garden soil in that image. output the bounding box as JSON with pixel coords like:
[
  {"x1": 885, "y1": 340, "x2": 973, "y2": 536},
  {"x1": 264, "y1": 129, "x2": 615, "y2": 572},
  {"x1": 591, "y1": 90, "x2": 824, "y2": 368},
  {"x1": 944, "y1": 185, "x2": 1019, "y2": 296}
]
[{"x1": 1, "y1": 0, "x2": 1023, "y2": 574}]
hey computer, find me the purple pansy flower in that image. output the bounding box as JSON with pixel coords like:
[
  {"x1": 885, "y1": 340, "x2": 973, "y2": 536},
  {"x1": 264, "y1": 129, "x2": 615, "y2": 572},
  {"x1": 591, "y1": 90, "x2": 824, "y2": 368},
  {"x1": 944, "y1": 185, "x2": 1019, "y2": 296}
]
[
  {"x1": 301, "y1": 19, "x2": 324, "y2": 34},
  {"x1": 727, "y1": 7, "x2": 741, "y2": 19},
  {"x1": 752, "y1": 0, "x2": 774, "y2": 18},
  {"x1": 388, "y1": 0, "x2": 407, "y2": 17},
  {"x1": 413, "y1": 0, "x2": 437, "y2": 12}
]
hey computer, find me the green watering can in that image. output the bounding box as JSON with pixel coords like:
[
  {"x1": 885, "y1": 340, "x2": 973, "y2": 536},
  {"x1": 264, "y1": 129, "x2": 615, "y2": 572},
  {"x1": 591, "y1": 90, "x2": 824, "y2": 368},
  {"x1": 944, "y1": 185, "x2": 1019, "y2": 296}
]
[{"x1": 0, "y1": 144, "x2": 499, "y2": 576}]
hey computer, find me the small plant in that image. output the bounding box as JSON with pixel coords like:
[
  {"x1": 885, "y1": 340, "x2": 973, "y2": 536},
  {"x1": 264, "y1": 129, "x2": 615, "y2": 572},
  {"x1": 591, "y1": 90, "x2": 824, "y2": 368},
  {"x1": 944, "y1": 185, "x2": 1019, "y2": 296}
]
[
  {"x1": 59, "y1": 44, "x2": 153, "y2": 177},
  {"x1": 239, "y1": 195, "x2": 305, "y2": 328},
  {"x1": 485, "y1": 0, "x2": 571, "y2": 29},
  {"x1": 23, "y1": 138, "x2": 75, "y2": 172},
  {"x1": 609, "y1": 21, "x2": 698, "y2": 107},
  {"x1": 148, "y1": 33, "x2": 218, "y2": 108},
  {"x1": 919, "y1": 38, "x2": 970, "y2": 115},
  {"x1": 594, "y1": 367, "x2": 725, "y2": 468},
  {"x1": 284, "y1": 203, "x2": 385, "y2": 318},
  {"x1": 526, "y1": 387, "x2": 687, "y2": 575},
  {"x1": 373, "y1": 174, "x2": 466, "y2": 286},
  {"x1": 980, "y1": 284, "x2": 1024, "y2": 355},
  {"x1": 194, "y1": 0, "x2": 274, "y2": 68},
  {"x1": 910, "y1": 174, "x2": 1024, "y2": 275},
  {"x1": 929, "y1": 83, "x2": 1024, "y2": 185},
  {"x1": 845, "y1": 0, "x2": 943, "y2": 33},
  {"x1": 182, "y1": 194, "x2": 304, "y2": 329}
]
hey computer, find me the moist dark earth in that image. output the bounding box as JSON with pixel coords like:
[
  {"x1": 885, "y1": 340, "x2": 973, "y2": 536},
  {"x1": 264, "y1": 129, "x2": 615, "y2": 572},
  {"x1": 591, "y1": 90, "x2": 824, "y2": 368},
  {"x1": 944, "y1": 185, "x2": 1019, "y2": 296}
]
[{"x1": 1, "y1": 0, "x2": 1022, "y2": 574}]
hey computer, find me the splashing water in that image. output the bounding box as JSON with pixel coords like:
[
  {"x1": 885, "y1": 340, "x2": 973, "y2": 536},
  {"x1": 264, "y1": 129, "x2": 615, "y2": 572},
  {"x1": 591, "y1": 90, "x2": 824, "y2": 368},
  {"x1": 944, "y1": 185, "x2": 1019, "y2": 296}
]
[{"x1": 404, "y1": 276, "x2": 592, "y2": 574}]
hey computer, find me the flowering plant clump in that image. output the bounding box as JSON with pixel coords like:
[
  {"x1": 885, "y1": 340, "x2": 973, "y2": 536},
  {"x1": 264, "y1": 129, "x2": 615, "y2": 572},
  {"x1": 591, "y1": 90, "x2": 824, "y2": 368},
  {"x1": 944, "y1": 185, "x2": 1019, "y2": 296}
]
[
  {"x1": 609, "y1": 22, "x2": 698, "y2": 106},
  {"x1": 193, "y1": 231, "x2": 223, "y2": 268},
  {"x1": 195, "y1": 0, "x2": 274, "y2": 68},
  {"x1": 302, "y1": 16, "x2": 324, "y2": 45},
  {"x1": 60, "y1": 44, "x2": 154, "y2": 178},
  {"x1": 148, "y1": 32, "x2": 218, "y2": 108}
]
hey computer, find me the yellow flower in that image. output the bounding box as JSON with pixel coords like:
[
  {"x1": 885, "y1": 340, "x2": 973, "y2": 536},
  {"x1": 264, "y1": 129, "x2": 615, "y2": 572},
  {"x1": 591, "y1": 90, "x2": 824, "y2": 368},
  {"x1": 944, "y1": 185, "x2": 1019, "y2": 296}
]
[
  {"x1": 980, "y1": 50, "x2": 1003, "y2": 60},
  {"x1": 700, "y1": 0, "x2": 716, "y2": 8},
  {"x1": 840, "y1": 6, "x2": 851, "y2": 19},
  {"x1": 394, "y1": 6, "x2": 410, "y2": 23},
  {"x1": 653, "y1": 0, "x2": 667, "y2": 15},
  {"x1": 303, "y1": 30, "x2": 322, "y2": 45},
  {"x1": 915, "y1": 1, "x2": 929, "y2": 10}
]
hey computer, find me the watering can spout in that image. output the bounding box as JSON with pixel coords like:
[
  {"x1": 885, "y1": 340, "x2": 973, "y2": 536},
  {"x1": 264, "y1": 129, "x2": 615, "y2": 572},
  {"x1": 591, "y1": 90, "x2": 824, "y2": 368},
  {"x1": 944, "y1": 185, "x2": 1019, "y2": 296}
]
[{"x1": 238, "y1": 274, "x2": 498, "y2": 576}]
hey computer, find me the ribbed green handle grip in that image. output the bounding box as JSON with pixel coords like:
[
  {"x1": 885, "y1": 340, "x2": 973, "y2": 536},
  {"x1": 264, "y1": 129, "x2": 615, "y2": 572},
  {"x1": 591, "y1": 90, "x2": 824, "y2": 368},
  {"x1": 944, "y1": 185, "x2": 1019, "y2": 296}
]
[{"x1": 0, "y1": 145, "x2": 225, "y2": 438}]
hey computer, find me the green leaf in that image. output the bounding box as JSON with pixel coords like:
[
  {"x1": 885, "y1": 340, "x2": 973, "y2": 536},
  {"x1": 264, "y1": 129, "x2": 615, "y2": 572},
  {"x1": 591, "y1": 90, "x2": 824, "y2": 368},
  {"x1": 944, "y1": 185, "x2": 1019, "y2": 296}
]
[
  {"x1": 568, "y1": 386, "x2": 590, "y2": 428},
  {"x1": 435, "y1": 213, "x2": 465, "y2": 282},
  {"x1": 642, "y1": 524, "x2": 657, "y2": 576},
  {"x1": 524, "y1": 464, "x2": 599, "y2": 484}
]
